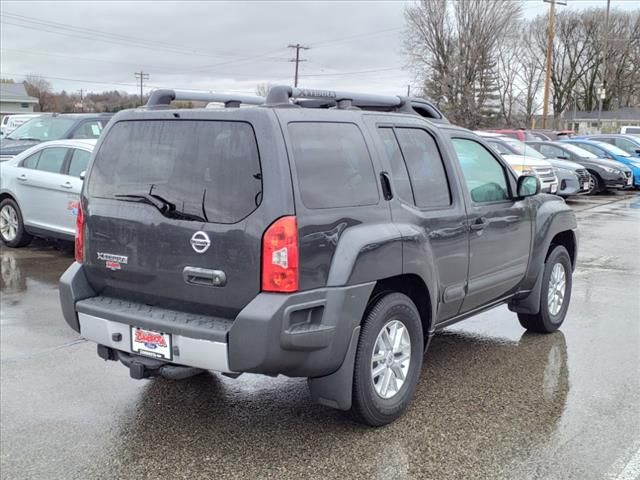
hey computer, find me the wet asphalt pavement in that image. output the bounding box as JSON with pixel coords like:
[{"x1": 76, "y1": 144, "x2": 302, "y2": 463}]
[{"x1": 1, "y1": 193, "x2": 639, "y2": 480}]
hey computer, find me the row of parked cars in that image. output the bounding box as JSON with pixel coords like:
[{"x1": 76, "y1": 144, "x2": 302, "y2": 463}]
[
  {"x1": 479, "y1": 129, "x2": 640, "y2": 196},
  {"x1": 0, "y1": 112, "x2": 638, "y2": 249}
]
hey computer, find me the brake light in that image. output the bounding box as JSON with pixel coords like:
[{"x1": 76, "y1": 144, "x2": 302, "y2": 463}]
[
  {"x1": 262, "y1": 216, "x2": 298, "y2": 293},
  {"x1": 75, "y1": 203, "x2": 84, "y2": 263}
]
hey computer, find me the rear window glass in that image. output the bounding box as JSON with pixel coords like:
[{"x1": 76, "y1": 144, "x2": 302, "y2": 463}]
[
  {"x1": 89, "y1": 120, "x2": 262, "y2": 224},
  {"x1": 288, "y1": 122, "x2": 378, "y2": 209}
]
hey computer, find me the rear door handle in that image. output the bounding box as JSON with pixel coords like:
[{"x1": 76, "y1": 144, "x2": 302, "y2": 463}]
[
  {"x1": 60, "y1": 182, "x2": 73, "y2": 189},
  {"x1": 470, "y1": 217, "x2": 488, "y2": 231},
  {"x1": 183, "y1": 267, "x2": 227, "y2": 287},
  {"x1": 17, "y1": 174, "x2": 27, "y2": 182}
]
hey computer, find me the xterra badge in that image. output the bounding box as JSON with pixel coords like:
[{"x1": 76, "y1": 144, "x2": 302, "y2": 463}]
[{"x1": 97, "y1": 252, "x2": 128, "y2": 270}]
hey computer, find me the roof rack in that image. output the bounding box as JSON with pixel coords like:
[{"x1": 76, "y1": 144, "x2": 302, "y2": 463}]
[
  {"x1": 144, "y1": 85, "x2": 447, "y2": 122},
  {"x1": 146, "y1": 89, "x2": 265, "y2": 109},
  {"x1": 263, "y1": 86, "x2": 447, "y2": 122}
]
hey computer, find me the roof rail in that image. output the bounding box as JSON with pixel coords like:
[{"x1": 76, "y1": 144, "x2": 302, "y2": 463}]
[
  {"x1": 146, "y1": 89, "x2": 265, "y2": 109},
  {"x1": 264, "y1": 85, "x2": 404, "y2": 109}
]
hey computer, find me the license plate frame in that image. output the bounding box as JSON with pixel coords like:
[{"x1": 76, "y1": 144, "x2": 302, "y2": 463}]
[
  {"x1": 583, "y1": 181, "x2": 590, "y2": 191},
  {"x1": 130, "y1": 326, "x2": 173, "y2": 361},
  {"x1": 550, "y1": 183, "x2": 558, "y2": 193},
  {"x1": 627, "y1": 176, "x2": 633, "y2": 186}
]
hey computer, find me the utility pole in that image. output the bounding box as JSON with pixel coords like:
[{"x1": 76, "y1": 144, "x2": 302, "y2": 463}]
[
  {"x1": 134, "y1": 71, "x2": 149, "y2": 106},
  {"x1": 288, "y1": 44, "x2": 309, "y2": 88},
  {"x1": 407, "y1": 84, "x2": 411, "y2": 97},
  {"x1": 541, "y1": 0, "x2": 566, "y2": 129},
  {"x1": 541, "y1": 0, "x2": 556, "y2": 130},
  {"x1": 79, "y1": 88, "x2": 84, "y2": 113},
  {"x1": 597, "y1": 0, "x2": 611, "y2": 133}
]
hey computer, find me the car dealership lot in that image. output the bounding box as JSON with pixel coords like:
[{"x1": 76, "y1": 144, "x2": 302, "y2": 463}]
[{"x1": 1, "y1": 192, "x2": 639, "y2": 480}]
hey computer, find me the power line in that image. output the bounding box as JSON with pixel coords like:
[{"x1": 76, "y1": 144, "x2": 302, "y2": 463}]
[
  {"x1": 310, "y1": 27, "x2": 402, "y2": 48},
  {"x1": 0, "y1": 12, "x2": 258, "y2": 60},
  {"x1": 134, "y1": 71, "x2": 150, "y2": 106},
  {"x1": 299, "y1": 66, "x2": 401, "y2": 77},
  {"x1": 288, "y1": 44, "x2": 310, "y2": 88}
]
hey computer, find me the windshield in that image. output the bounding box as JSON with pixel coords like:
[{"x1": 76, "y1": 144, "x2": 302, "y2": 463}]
[
  {"x1": 500, "y1": 137, "x2": 546, "y2": 159},
  {"x1": 561, "y1": 143, "x2": 598, "y2": 158},
  {"x1": 593, "y1": 141, "x2": 630, "y2": 157},
  {"x1": 89, "y1": 120, "x2": 262, "y2": 224},
  {"x1": 6, "y1": 116, "x2": 75, "y2": 141}
]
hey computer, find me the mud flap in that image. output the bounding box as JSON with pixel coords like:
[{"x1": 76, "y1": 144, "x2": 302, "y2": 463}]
[{"x1": 307, "y1": 326, "x2": 360, "y2": 411}]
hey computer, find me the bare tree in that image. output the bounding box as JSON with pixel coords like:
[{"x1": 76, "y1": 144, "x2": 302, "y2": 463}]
[
  {"x1": 404, "y1": 0, "x2": 522, "y2": 128},
  {"x1": 23, "y1": 75, "x2": 52, "y2": 112},
  {"x1": 256, "y1": 82, "x2": 273, "y2": 97}
]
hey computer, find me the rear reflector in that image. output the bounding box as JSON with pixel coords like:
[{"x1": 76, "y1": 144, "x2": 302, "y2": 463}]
[
  {"x1": 262, "y1": 216, "x2": 298, "y2": 293},
  {"x1": 75, "y1": 203, "x2": 84, "y2": 263}
]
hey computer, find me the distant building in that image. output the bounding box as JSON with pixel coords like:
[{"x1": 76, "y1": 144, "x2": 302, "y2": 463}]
[
  {"x1": 563, "y1": 107, "x2": 640, "y2": 134},
  {"x1": 0, "y1": 83, "x2": 39, "y2": 119}
]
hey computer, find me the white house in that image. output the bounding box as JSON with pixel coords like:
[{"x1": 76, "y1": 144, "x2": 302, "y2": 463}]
[{"x1": 0, "y1": 83, "x2": 39, "y2": 120}]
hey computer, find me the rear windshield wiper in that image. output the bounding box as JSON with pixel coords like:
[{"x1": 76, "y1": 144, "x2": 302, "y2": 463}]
[{"x1": 114, "y1": 191, "x2": 205, "y2": 222}]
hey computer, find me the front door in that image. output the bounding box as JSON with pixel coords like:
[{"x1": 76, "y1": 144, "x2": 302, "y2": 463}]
[{"x1": 450, "y1": 136, "x2": 533, "y2": 313}]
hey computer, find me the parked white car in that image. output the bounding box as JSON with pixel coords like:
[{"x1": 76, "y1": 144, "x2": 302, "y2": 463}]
[
  {"x1": 476, "y1": 132, "x2": 559, "y2": 194},
  {"x1": 0, "y1": 139, "x2": 95, "y2": 247},
  {"x1": 0, "y1": 113, "x2": 43, "y2": 137}
]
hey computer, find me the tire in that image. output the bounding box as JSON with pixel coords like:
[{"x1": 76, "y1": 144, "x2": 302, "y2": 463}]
[
  {"x1": 0, "y1": 198, "x2": 32, "y2": 248},
  {"x1": 518, "y1": 245, "x2": 572, "y2": 333},
  {"x1": 588, "y1": 172, "x2": 603, "y2": 194},
  {"x1": 351, "y1": 292, "x2": 424, "y2": 426}
]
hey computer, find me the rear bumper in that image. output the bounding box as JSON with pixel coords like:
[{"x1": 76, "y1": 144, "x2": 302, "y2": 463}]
[{"x1": 59, "y1": 262, "x2": 374, "y2": 378}]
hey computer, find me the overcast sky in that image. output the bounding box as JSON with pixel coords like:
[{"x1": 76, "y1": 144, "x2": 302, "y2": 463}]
[{"x1": 0, "y1": 0, "x2": 636, "y2": 97}]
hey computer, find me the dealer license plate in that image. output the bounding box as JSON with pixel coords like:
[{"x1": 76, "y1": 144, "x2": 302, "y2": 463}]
[
  {"x1": 627, "y1": 176, "x2": 633, "y2": 186},
  {"x1": 551, "y1": 184, "x2": 558, "y2": 193},
  {"x1": 583, "y1": 182, "x2": 590, "y2": 190},
  {"x1": 131, "y1": 326, "x2": 172, "y2": 360}
]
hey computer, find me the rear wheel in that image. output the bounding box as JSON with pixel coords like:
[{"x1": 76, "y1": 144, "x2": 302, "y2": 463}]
[
  {"x1": 0, "y1": 199, "x2": 32, "y2": 248},
  {"x1": 351, "y1": 292, "x2": 424, "y2": 426},
  {"x1": 518, "y1": 245, "x2": 572, "y2": 333}
]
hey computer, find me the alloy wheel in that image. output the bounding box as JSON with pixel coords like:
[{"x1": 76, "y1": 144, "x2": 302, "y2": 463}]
[{"x1": 371, "y1": 320, "x2": 411, "y2": 399}]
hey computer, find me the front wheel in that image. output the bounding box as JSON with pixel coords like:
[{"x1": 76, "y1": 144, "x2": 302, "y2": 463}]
[
  {"x1": 351, "y1": 292, "x2": 424, "y2": 426},
  {"x1": 518, "y1": 245, "x2": 572, "y2": 333}
]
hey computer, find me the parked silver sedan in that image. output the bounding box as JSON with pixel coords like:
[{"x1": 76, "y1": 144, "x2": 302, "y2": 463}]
[{"x1": 0, "y1": 139, "x2": 95, "y2": 247}]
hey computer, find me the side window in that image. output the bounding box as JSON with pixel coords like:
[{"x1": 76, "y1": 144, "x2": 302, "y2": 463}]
[
  {"x1": 377, "y1": 127, "x2": 413, "y2": 203},
  {"x1": 68, "y1": 149, "x2": 91, "y2": 177},
  {"x1": 36, "y1": 148, "x2": 68, "y2": 174},
  {"x1": 451, "y1": 138, "x2": 510, "y2": 203},
  {"x1": 22, "y1": 151, "x2": 41, "y2": 169},
  {"x1": 576, "y1": 143, "x2": 602, "y2": 156},
  {"x1": 288, "y1": 122, "x2": 378, "y2": 209},
  {"x1": 614, "y1": 138, "x2": 636, "y2": 152},
  {"x1": 395, "y1": 128, "x2": 451, "y2": 208},
  {"x1": 71, "y1": 121, "x2": 103, "y2": 139},
  {"x1": 539, "y1": 144, "x2": 562, "y2": 158}
]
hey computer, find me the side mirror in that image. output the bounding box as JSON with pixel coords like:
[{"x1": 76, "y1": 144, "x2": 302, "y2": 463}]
[
  {"x1": 79, "y1": 170, "x2": 86, "y2": 180},
  {"x1": 635, "y1": 149, "x2": 640, "y2": 156},
  {"x1": 517, "y1": 174, "x2": 540, "y2": 198}
]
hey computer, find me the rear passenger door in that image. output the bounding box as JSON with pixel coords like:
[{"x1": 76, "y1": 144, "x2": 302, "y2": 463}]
[
  {"x1": 450, "y1": 134, "x2": 533, "y2": 312},
  {"x1": 57, "y1": 148, "x2": 91, "y2": 232},
  {"x1": 373, "y1": 122, "x2": 469, "y2": 321},
  {"x1": 282, "y1": 115, "x2": 396, "y2": 291}
]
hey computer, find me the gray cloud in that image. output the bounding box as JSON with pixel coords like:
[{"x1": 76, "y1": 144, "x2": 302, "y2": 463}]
[{"x1": 0, "y1": 0, "x2": 413, "y2": 96}]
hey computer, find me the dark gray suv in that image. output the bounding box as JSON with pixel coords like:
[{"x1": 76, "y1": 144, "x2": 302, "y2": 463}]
[{"x1": 60, "y1": 86, "x2": 578, "y2": 426}]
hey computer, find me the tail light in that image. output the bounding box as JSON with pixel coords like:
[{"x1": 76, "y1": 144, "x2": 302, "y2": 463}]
[
  {"x1": 75, "y1": 203, "x2": 84, "y2": 263},
  {"x1": 261, "y1": 216, "x2": 298, "y2": 293}
]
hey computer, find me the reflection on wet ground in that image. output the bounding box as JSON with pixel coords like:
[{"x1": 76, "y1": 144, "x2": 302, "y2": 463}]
[{"x1": 1, "y1": 194, "x2": 639, "y2": 479}]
